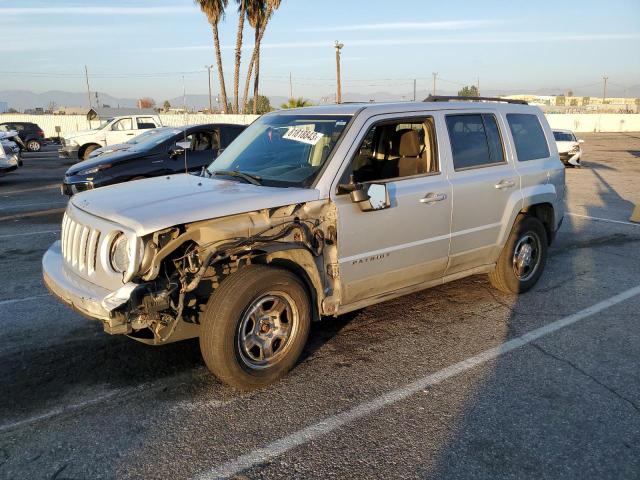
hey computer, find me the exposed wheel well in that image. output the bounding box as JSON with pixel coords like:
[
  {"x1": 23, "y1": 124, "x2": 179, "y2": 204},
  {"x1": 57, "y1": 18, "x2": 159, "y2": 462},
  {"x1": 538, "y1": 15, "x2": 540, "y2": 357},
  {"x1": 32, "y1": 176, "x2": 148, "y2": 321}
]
[
  {"x1": 521, "y1": 203, "x2": 555, "y2": 244},
  {"x1": 252, "y1": 256, "x2": 320, "y2": 322}
]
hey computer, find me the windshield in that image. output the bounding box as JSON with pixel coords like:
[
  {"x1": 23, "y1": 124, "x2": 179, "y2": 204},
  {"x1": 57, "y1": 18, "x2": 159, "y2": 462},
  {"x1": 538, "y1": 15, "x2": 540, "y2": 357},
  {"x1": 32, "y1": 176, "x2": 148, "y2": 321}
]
[
  {"x1": 207, "y1": 114, "x2": 351, "y2": 187},
  {"x1": 126, "y1": 128, "x2": 168, "y2": 145},
  {"x1": 97, "y1": 118, "x2": 114, "y2": 130},
  {"x1": 130, "y1": 128, "x2": 183, "y2": 149},
  {"x1": 553, "y1": 131, "x2": 575, "y2": 142}
]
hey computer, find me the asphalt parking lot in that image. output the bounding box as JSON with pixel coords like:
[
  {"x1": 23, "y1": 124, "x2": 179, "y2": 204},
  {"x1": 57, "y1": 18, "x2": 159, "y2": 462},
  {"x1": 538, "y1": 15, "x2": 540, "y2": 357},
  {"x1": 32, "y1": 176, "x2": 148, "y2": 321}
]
[{"x1": 1, "y1": 134, "x2": 639, "y2": 479}]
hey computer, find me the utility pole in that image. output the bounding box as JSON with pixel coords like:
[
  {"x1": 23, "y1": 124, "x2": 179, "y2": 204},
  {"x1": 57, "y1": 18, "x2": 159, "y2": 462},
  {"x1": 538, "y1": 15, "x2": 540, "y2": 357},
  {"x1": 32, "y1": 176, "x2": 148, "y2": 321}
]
[
  {"x1": 602, "y1": 75, "x2": 609, "y2": 103},
  {"x1": 413, "y1": 79, "x2": 416, "y2": 101},
  {"x1": 204, "y1": 65, "x2": 213, "y2": 113},
  {"x1": 84, "y1": 65, "x2": 92, "y2": 109},
  {"x1": 432, "y1": 72, "x2": 438, "y2": 96},
  {"x1": 289, "y1": 72, "x2": 293, "y2": 99},
  {"x1": 335, "y1": 41, "x2": 344, "y2": 104},
  {"x1": 477, "y1": 75, "x2": 480, "y2": 96}
]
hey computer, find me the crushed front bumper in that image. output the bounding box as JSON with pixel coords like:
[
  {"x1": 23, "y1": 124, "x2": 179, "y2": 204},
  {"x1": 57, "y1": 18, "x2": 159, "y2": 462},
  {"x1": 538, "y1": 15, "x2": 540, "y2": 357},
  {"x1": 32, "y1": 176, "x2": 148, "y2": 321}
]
[
  {"x1": 560, "y1": 151, "x2": 581, "y2": 166},
  {"x1": 43, "y1": 241, "x2": 138, "y2": 330},
  {"x1": 58, "y1": 145, "x2": 79, "y2": 159}
]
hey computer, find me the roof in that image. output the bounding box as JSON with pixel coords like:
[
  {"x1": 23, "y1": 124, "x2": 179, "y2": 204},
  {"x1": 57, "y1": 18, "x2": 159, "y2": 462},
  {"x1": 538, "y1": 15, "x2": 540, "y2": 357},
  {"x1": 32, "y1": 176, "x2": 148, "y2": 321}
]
[
  {"x1": 87, "y1": 107, "x2": 158, "y2": 120},
  {"x1": 269, "y1": 100, "x2": 540, "y2": 117}
]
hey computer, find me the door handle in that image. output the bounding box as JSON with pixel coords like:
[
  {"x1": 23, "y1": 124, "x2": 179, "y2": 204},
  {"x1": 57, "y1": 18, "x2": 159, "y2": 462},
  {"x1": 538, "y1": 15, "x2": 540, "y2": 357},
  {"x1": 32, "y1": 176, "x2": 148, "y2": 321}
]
[
  {"x1": 126, "y1": 133, "x2": 135, "y2": 136},
  {"x1": 420, "y1": 192, "x2": 447, "y2": 204},
  {"x1": 494, "y1": 179, "x2": 516, "y2": 190}
]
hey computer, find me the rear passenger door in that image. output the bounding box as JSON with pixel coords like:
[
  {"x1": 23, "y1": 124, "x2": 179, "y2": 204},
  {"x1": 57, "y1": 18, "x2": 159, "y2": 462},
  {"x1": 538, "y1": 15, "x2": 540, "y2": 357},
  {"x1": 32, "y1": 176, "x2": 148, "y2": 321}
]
[
  {"x1": 443, "y1": 111, "x2": 522, "y2": 275},
  {"x1": 506, "y1": 113, "x2": 562, "y2": 211},
  {"x1": 334, "y1": 114, "x2": 452, "y2": 305}
]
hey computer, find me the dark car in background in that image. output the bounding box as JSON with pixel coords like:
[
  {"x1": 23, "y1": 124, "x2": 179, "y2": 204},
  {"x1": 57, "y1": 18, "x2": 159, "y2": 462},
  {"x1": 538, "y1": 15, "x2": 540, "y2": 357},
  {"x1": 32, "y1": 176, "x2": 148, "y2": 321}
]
[
  {"x1": 0, "y1": 122, "x2": 46, "y2": 152},
  {"x1": 61, "y1": 123, "x2": 246, "y2": 195}
]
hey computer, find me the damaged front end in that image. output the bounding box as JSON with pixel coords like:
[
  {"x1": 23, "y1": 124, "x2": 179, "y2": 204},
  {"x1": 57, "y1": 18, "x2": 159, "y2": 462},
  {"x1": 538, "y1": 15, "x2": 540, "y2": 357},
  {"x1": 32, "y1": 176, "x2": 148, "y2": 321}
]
[{"x1": 105, "y1": 200, "x2": 340, "y2": 345}]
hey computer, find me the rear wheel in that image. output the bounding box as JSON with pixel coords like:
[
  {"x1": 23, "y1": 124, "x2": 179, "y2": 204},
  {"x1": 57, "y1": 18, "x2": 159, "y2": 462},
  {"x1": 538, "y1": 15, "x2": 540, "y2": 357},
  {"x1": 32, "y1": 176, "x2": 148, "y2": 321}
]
[
  {"x1": 489, "y1": 214, "x2": 548, "y2": 294},
  {"x1": 26, "y1": 139, "x2": 41, "y2": 152},
  {"x1": 199, "y1": 265, "x2": 311, "y2": 390}
]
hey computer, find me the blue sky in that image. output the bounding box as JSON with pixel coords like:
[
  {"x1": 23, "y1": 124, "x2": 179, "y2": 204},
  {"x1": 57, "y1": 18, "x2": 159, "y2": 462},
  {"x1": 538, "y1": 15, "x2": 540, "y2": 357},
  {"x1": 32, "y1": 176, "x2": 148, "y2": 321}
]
[{"x1": 1, "y1": 0, "x2": 639, "y2": 101}]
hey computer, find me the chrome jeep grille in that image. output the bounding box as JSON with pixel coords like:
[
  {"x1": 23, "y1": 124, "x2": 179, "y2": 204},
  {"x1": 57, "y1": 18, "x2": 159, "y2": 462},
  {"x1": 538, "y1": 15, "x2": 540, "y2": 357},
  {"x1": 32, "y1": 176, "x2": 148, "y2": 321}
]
[{"x1": 61, "y1": 212, "x2": 101, "y2": 276}]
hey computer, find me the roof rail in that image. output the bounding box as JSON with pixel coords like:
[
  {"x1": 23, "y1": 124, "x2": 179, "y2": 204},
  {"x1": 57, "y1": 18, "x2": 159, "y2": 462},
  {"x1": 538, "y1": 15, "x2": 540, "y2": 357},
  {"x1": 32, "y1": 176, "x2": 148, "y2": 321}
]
[{"x1": 423, "y1": 95, "x2": 528, "y2": 105}]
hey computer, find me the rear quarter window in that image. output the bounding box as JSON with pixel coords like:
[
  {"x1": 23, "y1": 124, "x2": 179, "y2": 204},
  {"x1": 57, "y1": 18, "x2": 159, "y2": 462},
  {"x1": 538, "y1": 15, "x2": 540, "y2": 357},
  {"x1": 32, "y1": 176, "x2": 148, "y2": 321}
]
[{"x1": 507, "y1": 114, "x2": 550, "y2": 161}]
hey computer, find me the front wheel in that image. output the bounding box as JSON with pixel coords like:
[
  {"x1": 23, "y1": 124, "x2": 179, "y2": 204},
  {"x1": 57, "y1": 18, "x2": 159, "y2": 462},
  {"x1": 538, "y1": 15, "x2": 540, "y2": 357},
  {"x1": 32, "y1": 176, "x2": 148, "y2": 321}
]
[
  {"x1": 489, "y1": 214, "x2": 548, "y2": 294},
  {"x1": 26, "y1": 139, "x2": 41, "y2": 152},
  {"x1": 199, "y1": 265, "x2": 311, "y2": 390}
]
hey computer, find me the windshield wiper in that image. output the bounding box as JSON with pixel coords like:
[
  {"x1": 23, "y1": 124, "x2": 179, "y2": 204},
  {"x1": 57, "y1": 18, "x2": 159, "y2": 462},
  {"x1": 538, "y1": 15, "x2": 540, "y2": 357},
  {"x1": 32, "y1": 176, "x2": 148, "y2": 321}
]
[{"x1": 211, "y1": 169, "x2": 262, "y2": 186}]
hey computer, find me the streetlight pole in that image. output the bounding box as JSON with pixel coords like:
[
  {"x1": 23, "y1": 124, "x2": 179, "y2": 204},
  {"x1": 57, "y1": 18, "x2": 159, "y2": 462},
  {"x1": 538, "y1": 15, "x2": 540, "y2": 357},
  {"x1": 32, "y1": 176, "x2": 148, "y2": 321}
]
[
  {"x1": 335, "y1": 41, "x2": 344, "y2": 104},
  {"x1": 432, "y1": 72, "x2": 438, "y2": 96},
  {"x1": 84, "y1": 65, "x2": 92, "y2": 109},
  {"x1": 602, "y1": 75, "x2": 609, "y2": 103},
  {"x1": 204, "y1": 65, "x2": 213, "y2": 113}
]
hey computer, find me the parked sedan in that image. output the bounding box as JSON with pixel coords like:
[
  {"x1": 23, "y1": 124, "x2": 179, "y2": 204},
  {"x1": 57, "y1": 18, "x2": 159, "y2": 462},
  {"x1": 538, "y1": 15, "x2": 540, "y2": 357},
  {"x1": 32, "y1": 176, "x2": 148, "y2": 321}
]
[
  {"x1": 553, "y1": 129, "x2": 583, "y2": 167},
  {"x1": 0, "y1": 122, "x2": 45, "y2": 152},
  {"x1": 61, "y1": 123, "x2": 246, "y2": 195}
]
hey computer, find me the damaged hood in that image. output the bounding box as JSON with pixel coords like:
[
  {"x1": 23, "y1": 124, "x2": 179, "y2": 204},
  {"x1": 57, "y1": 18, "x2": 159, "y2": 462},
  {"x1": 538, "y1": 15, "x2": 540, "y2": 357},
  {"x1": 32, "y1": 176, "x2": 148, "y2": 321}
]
[{"x1": 70, "y1": 173, "x2": 321, "y2": 236}]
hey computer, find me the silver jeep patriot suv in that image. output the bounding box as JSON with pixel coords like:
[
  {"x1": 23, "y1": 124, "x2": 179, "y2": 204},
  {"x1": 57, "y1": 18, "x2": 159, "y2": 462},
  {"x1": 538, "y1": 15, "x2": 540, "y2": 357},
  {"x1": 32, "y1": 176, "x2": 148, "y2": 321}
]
[{"x1": 43, "y1": 96, "x2": 564, "y2": 390}]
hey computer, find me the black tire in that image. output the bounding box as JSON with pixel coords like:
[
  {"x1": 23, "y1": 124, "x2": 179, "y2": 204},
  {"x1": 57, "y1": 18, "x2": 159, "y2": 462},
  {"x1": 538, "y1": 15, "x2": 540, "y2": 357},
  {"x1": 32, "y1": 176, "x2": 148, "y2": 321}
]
[
  {"x1": 488, "y1": 214, "x2": 548, "y2": 294},
  {"x1": 82, "y1": 144, "x2": 99, "y2": 160},
  {"x1": 199, "y1": 265, "x2": 311, "y2": 390},
  {"x1": 26, "y1": 139, "x2": 41, "y2": 152}
]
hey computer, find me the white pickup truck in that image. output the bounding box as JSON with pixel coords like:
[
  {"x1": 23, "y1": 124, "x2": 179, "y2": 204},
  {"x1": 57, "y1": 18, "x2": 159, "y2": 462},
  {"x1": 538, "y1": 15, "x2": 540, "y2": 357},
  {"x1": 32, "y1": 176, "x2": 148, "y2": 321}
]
[{"x1": 59, "y1": 114, "x2": 163, "y2": 160}]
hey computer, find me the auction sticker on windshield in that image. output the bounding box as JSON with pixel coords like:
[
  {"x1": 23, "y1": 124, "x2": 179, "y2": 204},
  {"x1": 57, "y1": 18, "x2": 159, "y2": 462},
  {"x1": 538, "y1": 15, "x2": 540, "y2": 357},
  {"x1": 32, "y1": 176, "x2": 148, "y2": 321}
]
[{"x1": 283, "y1": 127, "x2": 324, "y2": 145}]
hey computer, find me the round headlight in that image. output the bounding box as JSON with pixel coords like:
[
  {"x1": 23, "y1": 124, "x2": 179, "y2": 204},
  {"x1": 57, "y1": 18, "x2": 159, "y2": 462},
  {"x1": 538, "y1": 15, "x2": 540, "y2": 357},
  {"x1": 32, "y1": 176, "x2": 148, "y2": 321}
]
[{"x1": 109, "y1": 232, "x2": 130, "y2": 273}]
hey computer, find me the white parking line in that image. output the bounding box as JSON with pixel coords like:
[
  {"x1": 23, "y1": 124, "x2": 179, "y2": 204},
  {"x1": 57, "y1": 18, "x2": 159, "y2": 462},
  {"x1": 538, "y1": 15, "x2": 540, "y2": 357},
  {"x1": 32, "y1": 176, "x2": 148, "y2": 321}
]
[
  {"x1": 0, "y1": 201, "x2": 67, "y2": 211},
  {"x1": 0, "y1": 294, "x2": 49, "y2": 307},
  {"x1": 0, "y1": 229, "x2": 60, "y2": 239},
  {"x1": 0, "y1": 389, "x2": 130, "y2": 433},
  {"x1": 1, "y1": 184, "x2": 59, "y2": 195},
  {"x1": 195, "y1": 284, "x2": 640, "y2": 480},
  {"x1": 567, "y1": 212, "x2": 640, "y2": 227}
]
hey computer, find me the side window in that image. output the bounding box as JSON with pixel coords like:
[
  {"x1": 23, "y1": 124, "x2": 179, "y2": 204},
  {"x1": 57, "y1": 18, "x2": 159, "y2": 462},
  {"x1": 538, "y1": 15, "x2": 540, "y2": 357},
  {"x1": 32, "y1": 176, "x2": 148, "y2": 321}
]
[
  {"x1": 112, "y1": 118, "x2": 133, "y2": 131},
  {"x1": 445, "y1": 114, "x2": 505, "y2": 170},
  {"x1": 349, "y1": 117, "x2": 439, "y2": 183},
  {"x1": 506, "y1": 113, "x2": 550, "y2": 161},
  {"x1": 191, "y1": 131, "x2": 218, "y2": 151},
  {"x1": 136, "y1": 117, "x2": 158, "y2": 129}
]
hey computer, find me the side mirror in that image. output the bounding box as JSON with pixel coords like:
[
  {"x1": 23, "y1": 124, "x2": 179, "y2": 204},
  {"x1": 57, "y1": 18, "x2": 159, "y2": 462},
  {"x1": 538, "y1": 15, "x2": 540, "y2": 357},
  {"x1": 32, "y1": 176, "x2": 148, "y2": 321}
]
[
  {"x1": 348, "y1": 183, "x2": 390, "y2": 212},
  {"x1": 578, "y1": 139, "x2": 585, "y2": 144},
  {"x1": 169, "y1": 141, "x2": 190, "y2": 159}
]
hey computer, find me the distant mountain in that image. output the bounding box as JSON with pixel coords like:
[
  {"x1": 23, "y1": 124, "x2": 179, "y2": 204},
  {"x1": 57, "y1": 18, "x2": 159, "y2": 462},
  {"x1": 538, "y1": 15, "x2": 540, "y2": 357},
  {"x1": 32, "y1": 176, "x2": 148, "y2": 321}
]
[{"x1": 0, "y1": 90, "x2": 139, "y2": 111}]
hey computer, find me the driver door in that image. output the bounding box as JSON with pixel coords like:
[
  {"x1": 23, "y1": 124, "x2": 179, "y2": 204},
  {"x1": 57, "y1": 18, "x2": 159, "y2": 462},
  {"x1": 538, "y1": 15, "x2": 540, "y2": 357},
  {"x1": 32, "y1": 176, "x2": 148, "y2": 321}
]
[
  {"x1": 105, "y1": 117, "x2": 135, "y2": 145},
  {"x1": 333, "y1": 113, "x2": 452, "y2": 305}
]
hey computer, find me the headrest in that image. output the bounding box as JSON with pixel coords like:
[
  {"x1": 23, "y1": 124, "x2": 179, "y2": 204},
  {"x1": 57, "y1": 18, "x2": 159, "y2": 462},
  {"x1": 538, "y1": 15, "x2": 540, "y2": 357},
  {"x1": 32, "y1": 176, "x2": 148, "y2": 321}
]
[{"x1": 398, "y1": 129, "x2": 421, "y2": 157}]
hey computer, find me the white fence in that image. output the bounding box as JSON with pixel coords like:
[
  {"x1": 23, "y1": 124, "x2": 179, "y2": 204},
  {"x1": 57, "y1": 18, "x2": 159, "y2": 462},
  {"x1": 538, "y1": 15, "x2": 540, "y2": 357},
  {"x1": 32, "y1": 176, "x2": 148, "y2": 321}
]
[
  {"x1": 0, "y1": 114, "x2": 259, "y2": 138},
  {"x1": 0, "y1": 113, "x2": 638, "y2": 138}
]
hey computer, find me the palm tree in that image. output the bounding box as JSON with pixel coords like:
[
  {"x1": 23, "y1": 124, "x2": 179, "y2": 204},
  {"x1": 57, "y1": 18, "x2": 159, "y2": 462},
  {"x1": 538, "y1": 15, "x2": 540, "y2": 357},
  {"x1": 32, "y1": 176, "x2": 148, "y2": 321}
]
[
  {"x1": 243, "y1": 0, "x2": 266, "y2": 113},
  {"x1": 232, "y1": 0, "x2": 248, "y2": 114},
  {"x1": 280, "y1": 97, "x2": 313, "y2": 109},
  {"x1": 241, "y1": 0, "x2": 281, "y2": 114},
  {"x1": 194, "y1": 0, "x2": 229, "y2": 113}
]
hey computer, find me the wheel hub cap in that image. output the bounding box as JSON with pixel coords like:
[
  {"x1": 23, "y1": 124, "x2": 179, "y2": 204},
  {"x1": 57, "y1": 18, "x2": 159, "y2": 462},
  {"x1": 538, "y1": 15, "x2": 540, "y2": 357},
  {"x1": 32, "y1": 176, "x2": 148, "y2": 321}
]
[
  {"x1": 237, "y1": 293, "x2": 298, "y2": 369},
  {"x1": 512, "y1": 233, "x2": 541, "y2": 281}
]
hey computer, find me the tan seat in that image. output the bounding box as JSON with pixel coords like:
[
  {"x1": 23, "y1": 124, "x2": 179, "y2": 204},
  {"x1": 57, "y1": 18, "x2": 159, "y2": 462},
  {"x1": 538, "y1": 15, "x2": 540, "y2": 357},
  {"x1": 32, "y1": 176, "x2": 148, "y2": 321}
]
[{"x1": 396, "y1": 129, "x2": 422, "y2": 177}]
